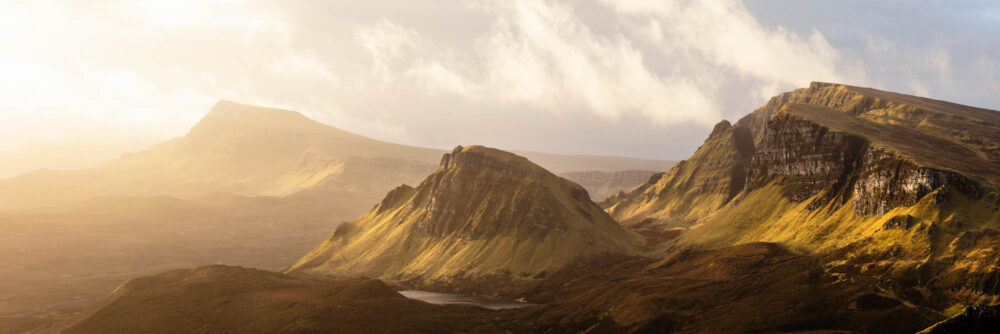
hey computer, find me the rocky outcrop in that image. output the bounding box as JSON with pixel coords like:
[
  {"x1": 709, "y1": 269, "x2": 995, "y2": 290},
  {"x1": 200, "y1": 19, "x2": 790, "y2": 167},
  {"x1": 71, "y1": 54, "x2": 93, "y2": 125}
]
[
  {"x1": 746, "y1": 110, "x2": 983, "y2": 215},
  {"x1": 288, "y1": 145, "x2": 642, "y2": 291},
  {"x1": 850, "y1": 149, "x2": 982, "y2": 215},
  {"x1": 630, "y1": 82, "x2": 1000, "y2": 317},
  {"x1": 609, "y1": 82, "x2": 997, "y2": 225}
]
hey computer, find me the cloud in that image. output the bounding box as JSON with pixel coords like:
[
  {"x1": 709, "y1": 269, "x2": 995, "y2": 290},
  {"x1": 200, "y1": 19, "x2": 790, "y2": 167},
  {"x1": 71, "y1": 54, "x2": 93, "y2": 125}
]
[
  {"x1": 0, "y1": 58, "x2": 216, "y2": 151},
  {"x1": 124, "y1": 0, "x2": 284, "y2": 31},
  {"x1": 1, "y1": 0, "x2": 997, "y2": 165},
  {"x1": 267, "y1": 50, "x2": 337, "y2": 82},
  {"x1": 357, "y1": 0, "x2": 722, "y2": 126},
  {"x1": 356, "y1": 18, "x2": 423, "y2": 83},
  {"x1": 922, "y1": 48, "x2": 952, "y2": 84},
  {"x1": 354, "y1": 0, "x2": 863, "y2": 127}
]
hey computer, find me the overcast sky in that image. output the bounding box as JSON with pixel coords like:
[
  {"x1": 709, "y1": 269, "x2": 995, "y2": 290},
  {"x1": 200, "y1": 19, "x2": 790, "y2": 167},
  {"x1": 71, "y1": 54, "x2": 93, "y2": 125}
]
[{"x1": 1, "y1": 0, "x2": 998, "y2": 163}]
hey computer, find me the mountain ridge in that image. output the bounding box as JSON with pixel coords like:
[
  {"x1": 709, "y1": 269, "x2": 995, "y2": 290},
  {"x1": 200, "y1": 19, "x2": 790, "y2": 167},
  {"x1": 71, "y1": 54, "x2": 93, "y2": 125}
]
[{"x1": 605, "y1": 81, "x2": 1000, "y2": 313}]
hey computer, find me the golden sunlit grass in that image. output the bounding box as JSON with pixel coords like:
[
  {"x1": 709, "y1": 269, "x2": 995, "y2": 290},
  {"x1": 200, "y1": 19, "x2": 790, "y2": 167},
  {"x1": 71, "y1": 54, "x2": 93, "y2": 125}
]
[{"x1": 290, "y1": 146, "x2": 644, "y2": 287}]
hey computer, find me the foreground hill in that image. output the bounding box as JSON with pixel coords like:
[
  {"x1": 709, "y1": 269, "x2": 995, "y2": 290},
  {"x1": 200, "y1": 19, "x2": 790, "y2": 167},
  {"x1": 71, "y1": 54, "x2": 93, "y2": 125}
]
[
  {"x1": 289, "y1": 146, "x2": 643, "y2": 292},
  {"x1": 54, "y1": 265, "x2": 494, "y2": 334},
  {"x1": 606, "y1": 82, "x2": 1000, "y2": 310},
  {"x1": 58, "y1": 244, "x2": 944, "y2": 333},
  {"x1": 0, "y1": 195, "x2": 343, "y2": 333},
  {"x1": 513, "y1": 243, "x2": 939, "y2": 333}
]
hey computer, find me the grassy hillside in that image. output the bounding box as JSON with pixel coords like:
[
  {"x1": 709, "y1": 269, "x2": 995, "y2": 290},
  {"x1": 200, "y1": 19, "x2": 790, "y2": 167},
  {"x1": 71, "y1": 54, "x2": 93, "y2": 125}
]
[
  {"x1": 289, "y1": 146, "x2": 643, "y2": 292},
  {"x1": 603, "y1": 82, "x2": 1000, "y2": 313},
  {"x1": 603, "y1": 120, "x2": 754, "y2": 229}
]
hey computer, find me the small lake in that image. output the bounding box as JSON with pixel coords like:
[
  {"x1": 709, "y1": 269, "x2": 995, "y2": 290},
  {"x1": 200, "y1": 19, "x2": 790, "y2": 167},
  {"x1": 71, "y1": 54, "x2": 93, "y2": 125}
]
[{"x1": 398, "y1": 290, "x2": 535, "y2": 310}]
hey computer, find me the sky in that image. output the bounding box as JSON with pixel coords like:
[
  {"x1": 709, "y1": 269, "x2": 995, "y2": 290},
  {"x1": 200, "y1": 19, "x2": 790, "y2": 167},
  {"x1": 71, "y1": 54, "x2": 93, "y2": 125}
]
[{"x1": 1, "y1": 0, "x2": 999, "y2": 171}]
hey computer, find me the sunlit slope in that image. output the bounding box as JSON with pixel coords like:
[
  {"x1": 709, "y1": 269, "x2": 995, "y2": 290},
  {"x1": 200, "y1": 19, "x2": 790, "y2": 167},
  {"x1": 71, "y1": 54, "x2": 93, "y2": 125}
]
[
  {"x1": 603, "y1": 120, "x2": 754, "y2": 228},
  {"x1": 680, "y1": 83, "x2": 1000, "y2": 250},
  {"x1": 607, "y1": 81, "x2": 1000, "y2": 238},
  {"x1": 678, "y1": 99, "x2": 1000, "y2": 305},
  {"x1": 0, "y1": 101, "x2": 443, "y2": 210},
  {"x1": 289, "y1": 146, "x2": 643, "y2": 288},
  {"x1": 605, "y1": 82, "x2": 1000, "y2": 307}
]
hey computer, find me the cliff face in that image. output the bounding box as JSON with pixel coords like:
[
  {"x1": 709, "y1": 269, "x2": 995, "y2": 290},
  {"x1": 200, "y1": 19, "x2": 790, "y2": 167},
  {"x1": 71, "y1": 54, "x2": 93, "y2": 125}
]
[
  {"x1": 606, "y1": 82, "x2": 1000, "y2": 308},
  {"x1": 610, "y1": 82, "x2": 999, "y2": 229},
  {"x1": 288, "y1": 146, "x2": 643, "y2": 291},
  {"x1": 746, "y1": 109, "x2": 984, "y2": 216},
  {"x1": 738, "y1": 82, "x2": 1000, "y2": 167}
]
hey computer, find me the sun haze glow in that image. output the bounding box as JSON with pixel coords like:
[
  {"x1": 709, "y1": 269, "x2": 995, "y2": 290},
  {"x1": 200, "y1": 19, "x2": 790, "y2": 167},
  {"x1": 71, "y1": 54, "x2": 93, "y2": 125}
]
[{"x1": 1, "y1": 0, "x2": 999, "y2": 178}]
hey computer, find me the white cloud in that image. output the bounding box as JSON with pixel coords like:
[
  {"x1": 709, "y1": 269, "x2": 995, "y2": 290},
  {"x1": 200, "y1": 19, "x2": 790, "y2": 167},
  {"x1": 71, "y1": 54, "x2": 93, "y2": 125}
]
[
  {"x1": 602, "y1": 0, "x2": 851, "y2": 87},
  {"x1": 358, "y1": 0, "x2": 721, "y2": 126},
  {"x1": 352, "y1": 0, "x2": 864, "y2": 127},
  {"x1": 124, "y1": 0, "x2": 284, "y2": 31},
  {"x1": 922, "y1": 48, "x2": 952, "y2": 84},
  {"x1": 356, "y1": 18, "x2": 422, "y2": 83},
  {"x1": 1, "y1": 0, "x2": 996, "y2": 166},
  {"x1": 267, "y1": 50, "x2": 337, "y2": 82},
  {"x1": 0, "y1": 58, "x2": 216, "y2": 151}
]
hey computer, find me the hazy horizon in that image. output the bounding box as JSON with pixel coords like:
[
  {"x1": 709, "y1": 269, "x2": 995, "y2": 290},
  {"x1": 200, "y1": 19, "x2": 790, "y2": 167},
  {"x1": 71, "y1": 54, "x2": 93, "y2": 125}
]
[{"x1": 2, "y1": 0, "x2": 999, "y2": 175}]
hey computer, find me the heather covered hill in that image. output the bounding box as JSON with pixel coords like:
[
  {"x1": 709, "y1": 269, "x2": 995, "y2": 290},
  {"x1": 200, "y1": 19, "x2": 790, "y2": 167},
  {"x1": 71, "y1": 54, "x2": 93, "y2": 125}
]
[
  {"x1": 510, "y1": 243, "x2": 940, "y2": 333},
  {"x1": 289, "y1": 146, "x2": 643, "y2": 291}
]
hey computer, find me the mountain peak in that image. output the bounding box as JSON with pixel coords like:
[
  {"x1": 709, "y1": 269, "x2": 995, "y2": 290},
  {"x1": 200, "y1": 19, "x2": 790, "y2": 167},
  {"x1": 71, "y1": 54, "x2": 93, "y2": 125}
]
[
  {"x1": 289, "y1": 146, "x2": 642, "y2": 289},
  {"x1": 710, "y1": 120, "x2": 732, "y2": 137},
  {"x1": 193, "y1": 100, "x2": 317, "y2": 133},
  {"x1": 439, "y1": 145, "x2": 543, "y2": 175}
]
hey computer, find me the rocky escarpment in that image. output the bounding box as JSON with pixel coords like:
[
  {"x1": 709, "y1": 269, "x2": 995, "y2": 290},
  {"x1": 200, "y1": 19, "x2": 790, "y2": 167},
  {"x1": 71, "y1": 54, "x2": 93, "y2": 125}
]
[
  {"x1": 632, "y1": 83, "x2": 1000, "y2": 312},
  {"x1": 738, "y1": 82, "x2": 1000, "y2": 165},
  {"x1": 610, "y1": 82, "x2": 999, "y2": 232},
  {"x1": 288, "y1": 145, "x2": 643, "y2": 292},
  {"x1": 603, "y1": 82, "x2": 1000, "y2": 313},
  {"x1": 747, "y1": 108, "x2": 984, "y2": 216}
]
